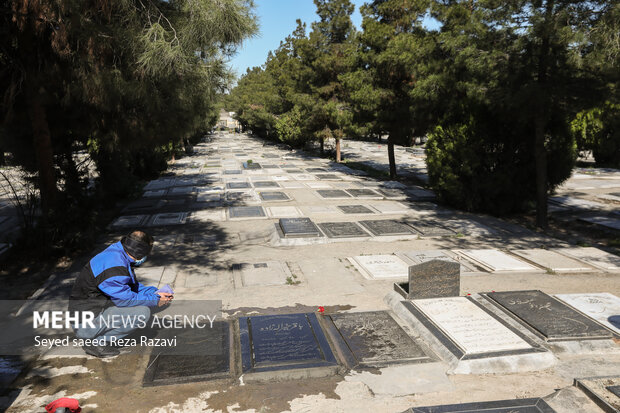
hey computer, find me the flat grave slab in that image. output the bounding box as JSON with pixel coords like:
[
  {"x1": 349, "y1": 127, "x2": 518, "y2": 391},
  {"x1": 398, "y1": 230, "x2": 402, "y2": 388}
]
[
  {"x1": 554, "y1": 247, "x2": 620, "y2": 272},
  {"x1": 549, "y1": 196, "x2": 606, "y2": 210},
  {"x1": 337, "y1": 205, "x2": 376, "y2": 214},
  {"x1": 236, "y1": 261, "x2": 292, "y2": 287},
  {"x1": 143, "y1": 321, "x2": 230, "y2": 386},
  {"x1": 402, "y1": 250, "x2": 483, "y2": 275},
  {"x1": 455, "y1": 249, "x2": 541, "y2": 273},
  {"x1": 323, "y1": 311, "x2": 433, "y2": 368},
  {"x1": 305, "y1": 181, "x2": 333, "y2": 189},
  {"x1": 279, "y1": 181, "x2": 306, "y2": 188},
  {"x1": 306, "y1": 167, "x2": 327, "y2": 172},
  {"x1": 485, "y1": 290, "x2": 613, "y2": 341},
  {"x1": 167, "y1": 186, "x2": 195, "y2": 196},
  {"x1": 279, "y1": 218, "x2": 321, "y2": 238},
  {"x1": 316, "y1": 189, "x2": 352, "y2": 199},
  {"x1": 189, "y1": 209, "x2": 226, "y2": 223},
  {"x1": 226, "y1": 182, "x2": 251, "y2": 189},
  {"x1": 404, "y1": 297, "x2": 535, "y2": 358},
  {"x1": 371, "y1": 202, "x2": 411, "y2": 214},
  {"x1": 228, "y1": 206, "x2": 266, "y2": 219},
  {"x1": 239, "y1": 313, "x2": 338, "y2": 377},
  {"x1": 223, "y1": 170, "x2": 242, "y2": 175},
  {"x1": 317, "y1": 222, "x2": 369, "y2": 238},
  {"x1": 265, "y1": 206, "x2": 302, "y2": 218},
  {"x1": 555, "y1": 293, "x2": 620, "y2": 335},
  {"x1": 270, "y1": 175, "x2": 291, "y2": 181},
  {"x1": 225, "y1": 191, "x2": 260, "y2": 204},
  {"x1": 291, "y1": 174, "x2": 315, "y2": 181},
  {"x1": 442, "y1": 219, "x2": 497, "y2": 237},
  {"x1": 148, "y1": 212, "x2": 188, "y2": 227},
  {"x1": 574, "y1": 376, "x2": 620, "y2": 412},
  {"x1": 358, "y1": 219, "x2": 417, "y2": 236},
  {"x1": 143, "y1": 189, "x2": 167, "y2": 198},
  {"x1": 406, "y1": 398, "x2": 557, "y2": 413},
  {"x1": 259, "y1": 191, "x2": 290, "y2": 201},
  {"x1": 243, "y1": 162, "x2": 261, "y2": 169},
  {"x1": 579, "y1": 215, "x2": 620, "y2": 231},
  {"x1": 284, "y1": 168, "x2": 303, "y2": 173},
  {"x1": 196, "y1": 192, "x2": 222, "y2": 203},
  {"x1": 511, "y1": 249, "x2": 594, "y2": 273},
  {"x1": 346, "y1": 188, "x2": 382, "y2": 198},
  {"x1": 252, "y1": 181, "x2": 280, "y2": 188},
  {"x1": 376, "y1": 188, "x2": 406, "y2": 198},
  {"x1": 314, "y1": 173, "x2": 341, "y2": 180},
  {"x1": 350, "y1": 255, "x2": 410, "y2": 279},
  {"x1": 405, "y1": 188, "x2": 436, "y2": 200},
  {"x1": 407, "y1": 220, "x2": 456, "y2": 237},
  {"x1": 110, "y1": 214, "x2": 149, "y2": 229}
]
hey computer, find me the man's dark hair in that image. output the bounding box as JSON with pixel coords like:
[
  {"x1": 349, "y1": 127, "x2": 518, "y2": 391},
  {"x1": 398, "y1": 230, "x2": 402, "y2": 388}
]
[{"x1": 121, "y1": 230, "x2": 154, "y2": 259}]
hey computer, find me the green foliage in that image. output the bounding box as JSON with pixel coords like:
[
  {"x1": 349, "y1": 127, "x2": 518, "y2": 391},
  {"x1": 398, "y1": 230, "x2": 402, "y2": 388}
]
[{"x1": 571, "y1": 104, "x2": 620, "y2": 166}]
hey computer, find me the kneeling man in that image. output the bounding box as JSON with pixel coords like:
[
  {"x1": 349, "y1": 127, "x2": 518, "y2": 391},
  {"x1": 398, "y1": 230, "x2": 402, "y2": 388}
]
[{"x1": 69, "y1": 230, "x2": 173, "y2": 357}]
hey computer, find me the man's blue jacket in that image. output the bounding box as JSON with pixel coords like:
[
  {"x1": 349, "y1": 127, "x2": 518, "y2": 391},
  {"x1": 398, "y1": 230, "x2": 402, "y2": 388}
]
[{"x1": 69, "y1": 241, "x2": 159, "y2": 314}]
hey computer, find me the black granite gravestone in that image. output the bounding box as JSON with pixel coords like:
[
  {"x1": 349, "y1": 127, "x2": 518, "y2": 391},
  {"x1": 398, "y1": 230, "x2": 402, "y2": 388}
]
[
  {"x1": 407, "y1": 398, "x2": 557, "y2": 412},
  {"x1": 317, "y1": 222, "x2": 369, "y2": 238},
  {"x1": 317, "y1": 189, "x2": 352, "y2": 199},
  {"x1": 324, "y1": 311, "x2": 432, "y2": 368},
  {"x1": 607, "y1": 385, "x2": 620, "y2": 398},
  {"x1": 143, "y1": 322, "x2": 230, "y2": 386},
  {"x1": 359, "y1": 220, "x2": 416, "y2": 236},
  {"x1": 574, "y1": 377, "x2": 620, "y2": 412},
  {"x1": 259, "y1": 191, "x2": 290, "y2": 201},
  {"x1": 279, "y1": 218, "x2": 321, "y2": 237},
  {"x1": 226, "y1": 182, "x2": 251, "y2": 189},
  {"x1": 239, "y1": 313, "x2": 338, "y2": 374},
  {"x1": 253, "y1": 181, "x2": 280, "y2": 188},
  {"x1": 229, "y1": 206, "x2": 266, "y2": 218},
  {"x1": 337, "y1": 205, "x2": 375, "y2": 214},
  {"x1": 398, "y1": 260, "x2": 460, "y2": 300},
  {"x1": 486, "y1": 290, "x2": 613, "y2": 341},
  {"x1": 243, "y1": 162, "x2": 262, "y2": 169},
  {"x1": 346, "y1": 188, "x2": 381, "y2": 198}
]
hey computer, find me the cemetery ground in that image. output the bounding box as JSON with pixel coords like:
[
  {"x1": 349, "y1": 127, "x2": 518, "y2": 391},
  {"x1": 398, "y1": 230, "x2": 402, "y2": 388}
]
[{"x1": 1, "y1": 132, "x2": 620, "y2": 412}]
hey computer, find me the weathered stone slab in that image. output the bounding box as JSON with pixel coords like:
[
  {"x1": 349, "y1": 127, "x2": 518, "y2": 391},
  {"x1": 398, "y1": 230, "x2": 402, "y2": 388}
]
[
  {"x1": 223, "y1": 170, "x2": 242, "y2": 175},
  {"x1": 226, "y1": 182, "x2": 251, "y2": 189},
  {"x1": 168, "y1": 186, "x2": 195, "y2": 196},
  {"x1": 486, "y1": 290, "x2": 613, "y2": 341},
  {"x1": 346, "y1": 188, "x2": 382, "y2": 198},
  {"x1": 265, "y1": 206, "x2": 302, "y2": 218},
  {"x1": 511, "y1": 249, "x2": 594, "y2": 273},
  {"x1": 337, "y1": 205, "x2": 375, "y2": 214},
  {"x1": 324, "y1": 311, "x2": 433, "y2": 368},
  {"x1": 550, "y1": 196, "x2": 606, "y2": 210},
  {"x1": 252, "y1": 181, "x2": 280, "y2": 188},
  {"x1": 406, "y1": 398, "x2": 557, "y2": 413},
  {"x1": 143, "y1": 189, "x2": 167, "y2": 198},
  {"x1": 110, "y1": 214, "x2": 149, "y2": 229},
  {"x1": 351, "y1": 255, "x2": 410, "y2": 279},
  {"x1": 554, "y1": 247, "x2": 620, "y2": 272},
  {"x1": 243, "y1": 162, "x2": 261, "y2": 169},
  {"x1": 315, "y1": 174, "x2": 341, "y2": 180},
  {"x1": 279, "y1": 181, "x2": 306, "y2": 188},
  {"x1": 407, "y1": 260, "x2": 460, "y2": 299},
  {"x1": 455, "y1": 249, "x2": 541, "y2": 272},
  {"x1": 239, "y1": 313, "x2": 338, "y2": 375},
  {"x1": 371, "y1": 202, "x2": 410, "y2": 214},
  {"x1": 279, "y1": 218, "x2": 321, "y2": 238},
  {"x1": 228, "y1": 206, "x2": 266, "y2": 218},
  {"x1": 407, "y1": 220, "x2": 456, "y2": 237},
  {"x1": 574, "y1": 376, "x2": 620, "y2": 412},
  {"x1": 196, "y1": 192, "x2": 222, "y2": 203},
  {"x1": 317, "y1": 189, "x2": 352, "y2": 199},
  {"x1": 225, "y1": 191, "x2": 260, "y2": 203},
  {"x1": 358, "y1": 219, "x2": 416, "y2": 236},
  {"x1": 407, "y1": 297, "x2": 533, "y2": 356},
  {"x1": 306, "y1": 167, "x2": 327, "y2": 172},
  {"x1": 259, "y1": 191, "x2": 290, "y2": 201},
  {"x1": 403, "y1": 250, "x2": 482, "y2": 275},
  {"x1": 317, "y1": 222, "x2": 369, "y2": 238},
  {"x1": 236, "y1": 261, "x2": 292, "y2": 287},
  {"x1": 377, "y1": 188, "x2": 406, "y2": 198},
  {"x1": 579, "y1": 216, "x2": 620, "y2": 231},
  {"x1": 306, "y1": 181, "x2": 333, "y2": 189},
  {"x1": 143, "y1": 321, "x2": 230, "y2": 386},
  {"x1": 555, "y1": 293, "x2": 620, "y2": 335}
]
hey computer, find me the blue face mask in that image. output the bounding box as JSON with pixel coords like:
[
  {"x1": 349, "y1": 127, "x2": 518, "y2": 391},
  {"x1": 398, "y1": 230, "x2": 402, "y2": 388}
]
[{"x1": 133, "y1": 256, "x2": 147, "y2": 267}]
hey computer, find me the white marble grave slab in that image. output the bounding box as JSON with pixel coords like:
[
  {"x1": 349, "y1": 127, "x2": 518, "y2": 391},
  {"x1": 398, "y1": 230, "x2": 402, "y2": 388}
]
[
  {"x1": 554, "y1": 247, "x2": 620, "y2": 272},
  {"x1": 271, "y1": 175, "x2": 291, "y2": 181},
  {"x1": 149, "y1": 212, "x2": 188, "y2": 226},
  {"x1": 350, "y1": 255, "x2": 410, "y2": 279},
  {"x1": 265, "y1": 206, "x2": 303, "y2": 218},
  {"x1": 555, "y1": 293, "x2": 620, "y2": 335},
  {"x1": 455, "y1": 249, "x2": 541, "y2": 272},
  {"x1": 413, "y1": 297, "x2": 533, "y2": 354},
  {"x1": 402, "y1": 250, "x2": 481, "y2": 275},
  {"x1": 300, "y1": 206, "x2": 339, "y2": 215},
  {"x1": 511, "y1": 249, "x2": 594, "y2": 273}
]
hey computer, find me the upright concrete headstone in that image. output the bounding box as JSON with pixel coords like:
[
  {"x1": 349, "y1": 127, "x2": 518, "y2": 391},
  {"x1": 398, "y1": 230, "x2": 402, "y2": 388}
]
[{"x1": 403, "y1": 259, "x2": 460, "y2": 299}]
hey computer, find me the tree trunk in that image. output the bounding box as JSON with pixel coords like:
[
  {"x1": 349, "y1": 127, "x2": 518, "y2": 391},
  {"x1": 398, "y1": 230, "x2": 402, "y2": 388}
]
[
  {"x1": 320, "y1": 138, "x2": 324, "y2": 155},
  {"x1": 387, "y1": 134, "x2": 397, "y2": 179},
  {"x1": 28, "y1": 90, "x2": 57, "y2": 213},
  {"x1": 335, "y1": 138, "x2": 341, "y2": 163},
  {"x1": 534, "y1": 115, "x2": 548, "y2": 228}
]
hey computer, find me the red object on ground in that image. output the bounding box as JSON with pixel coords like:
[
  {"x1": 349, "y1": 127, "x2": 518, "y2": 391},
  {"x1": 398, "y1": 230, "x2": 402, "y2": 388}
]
[
  {"x1": 318, "y1": 306, "x2": 325, "y2": 313},
  {"x1": 45, "y1": 398, "x2": 81, "y2": 413}
]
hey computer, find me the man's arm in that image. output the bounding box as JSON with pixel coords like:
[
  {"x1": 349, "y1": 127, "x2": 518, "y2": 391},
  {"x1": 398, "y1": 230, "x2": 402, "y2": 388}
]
[{"x1": 98, "y1": 275, "x2": 160, "y2": 307}]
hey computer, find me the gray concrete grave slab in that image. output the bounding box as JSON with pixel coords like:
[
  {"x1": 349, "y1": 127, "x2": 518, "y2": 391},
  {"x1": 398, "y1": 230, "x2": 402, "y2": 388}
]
[
  {"x1": 554, "y1": 247, "x2": 620, "y2": 272},
  {"x1": 323, "y1": 311, "x2": 434, "y2": 369},
  {"x1": 271, "y1": 175, "x2": 291, "y2": 181},
  {"x1": 196, "y1": 192, "x2": 222, "y2": 203},
  {"x1": 317, "y1": 222, "x2": 370, "y2": 238},
  {"x1": 371, "y1": 202, "x2": 411, "y2": 214},
  {"x1": 300, "y1": 206, "x2": 339, "y2": 215},
  {"x1": 317, "y1": 189, "x2": 352, "y2": 199},
  {"x1": 579, "y1": 216, "x2": 620, "y2": 231},
  {"x1": 252, "y1": 181, "x2": 280, "y2": 188},
  {"x1": 238, "y1": 313, "x2": 339, "y2": 381},
  {"x1": 406, "y1": 220, "x2": 456, "y2": 237},
  {"x1": 143, "y1": 189, "x2": 167, "y2": 198},
  {"x1": 228, "y1": 206, "x2": 266, "y2": 219},
  {"x1": 265, "y1": 206, "x2": 303, "y2": 218},
  {"x1": 485, "y1": 290, "x2": 613, "y2": 341},
  {"x1": 235, "y1": 261, "x2": 292, "y2": 287},
  {"x1": 358, "y1": 219, "x2": 417, "y2": 236},
  {"x1": 346, "y1": 188, "x2": 382, "y2": 198},
  {"x1": 314, "y1": 174, "x2": 342, "y2": 181},
  {"x1": 291, "y1": 174, "x2": 315, "y2": 181},
  {"x1": 223, "y1": 170, "x2": 242, "y2": 175},
  {"x1": 168, "y1": 186, "x2": 195, "y2": 196},
  {"x1": 337, "y1": 205, "x2": 376, "y2": 214},
  {"x1": 184, "y1": 271, "x2": 219, "y2": 287},
  {"x1": 350, "y1": 255, "x2": 410, "y2": 279},
  {"x1": 377, "y1": 188, "x2": 407, "y2": 199},
  {"x1": 259, "y1": 191, "x2": 290, "y2": 201},
  {"x1": 189, "y1": 209, "x2": 226, "y2": 222},
  {"x1": 402, "y1": 250, "x2": 484, "y2": 275},
  {"x1": 574, "y1": 376, "x2": 620, "y2": 412},
  {"x1": 110, "y1": 214, "x2": 149, "y2": 229},
  {"x1": 148, "y1": 212, "x2": 189, "y2": 227},
  {"x1": 555, "y1": 293, "x2": 620, "y2": 335},
  {"x1": 306, "y1": 181, "x2": 333, "y2": 189},
  {"x1": 549, "y1": 196, "x2": 606, "y2": 210},
  {"x1": 226, "y1": 182, "x2": 251, "y2": 189},
  {"x1": 279, "y1": 218, "x2": 321, "y2": 238},
  {"x1": 455, "y1": 249, "x2": 542, "y2": 273},
  {"x1": 279, "y1": 181, "x2": 306, "y2": 188},
  {"x1": 511, "y1": 249, "x2": 595, "y2": 273}
]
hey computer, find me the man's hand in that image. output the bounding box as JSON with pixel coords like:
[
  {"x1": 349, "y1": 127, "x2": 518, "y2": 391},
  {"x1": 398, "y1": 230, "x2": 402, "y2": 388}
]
[{"x1": 156, "y1": 292, "x2": 173, "y2": 307}]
